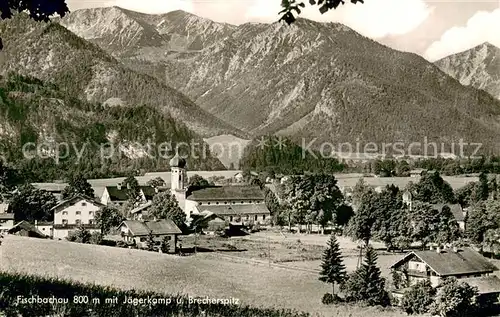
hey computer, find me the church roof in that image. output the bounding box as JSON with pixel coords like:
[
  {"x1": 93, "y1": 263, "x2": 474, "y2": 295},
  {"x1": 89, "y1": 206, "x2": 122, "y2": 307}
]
[
  {"x1": 187, "y1": 185, "x2": 265, "y2": 201},
  {"x1": 169, "y1": 154, "x2": 186, "y2": 168}
]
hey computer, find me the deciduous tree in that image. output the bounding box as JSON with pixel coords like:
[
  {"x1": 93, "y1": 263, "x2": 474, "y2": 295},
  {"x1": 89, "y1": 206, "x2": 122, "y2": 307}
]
[
  {"x1": 149, "y1": 191, "x2": 186, "y2": 229},
  {"x1": 62, "y1": 173, "x2": 94, "y2": 199},
  {"x1": 429, "y1": 278, "x2": 479, "y2": 317},
  {"x1": 94, "y1": 205, "x2": 123, "y2": 236},
  {"x1": 279, "y1": 0, "x2": 364, "y2": 25},
  {"x1": 8, "y1": 184, "x2": 57, "y2": 222}
]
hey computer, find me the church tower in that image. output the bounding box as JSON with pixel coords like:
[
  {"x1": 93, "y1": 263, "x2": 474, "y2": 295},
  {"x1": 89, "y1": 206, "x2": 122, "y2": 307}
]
[{"x1": 170, "y1": 153, "x2": 187, "y2": 213}]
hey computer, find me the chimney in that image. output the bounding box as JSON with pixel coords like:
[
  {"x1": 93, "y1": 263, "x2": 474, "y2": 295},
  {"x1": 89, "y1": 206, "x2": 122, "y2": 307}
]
[
  {"x1": 436, "y1": 246, "x2": 441, "y2": 254},
  {"x1": 429, "y1": 245, "x2": 434, "y2": 251},
  {"x1": 453, "y1": 246, "x2": 458, "y2": 253},
  {"x1": 117, "y1": 183, "x2": 122, "y2": 190}
]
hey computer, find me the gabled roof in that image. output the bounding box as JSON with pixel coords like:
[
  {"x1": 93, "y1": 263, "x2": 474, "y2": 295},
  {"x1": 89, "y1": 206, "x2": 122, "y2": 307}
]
[
  {"x1": 465, "y1": 276, "x2": 500, "y2": 294},
  {"x1": 0, "y1": 213, "x2": 14, "y2": 220},
  {"x1": 50, "y1": 195, "x2": 104, "y2": 213},
  {"x1": 8, "y1": 221, "x2": 46, "y2": 237},
  {"x1": 391, "y1": 248, "x2": 498, "y2": 276},
  {"x1": 140, "y1": 186, "x2": 157, "y2": 201},
  {"x1": 433, "y1": 203, "x2": 465, "y2": 222},
  {"x1": 130, "y1": 201, "x2": 153, "y2": 214},
  {"x1": 196, "y1": 203, "x2": 270, "y2": 216},
  {"x1": 187, "y1": 185, "x2": 264, "y2": 201},
  {"x1": 105, "y1": 186, "x2": 157, "y2": 202},
  {"x1": 119, "y1": 219, "x2": 181, "y2": 236}
]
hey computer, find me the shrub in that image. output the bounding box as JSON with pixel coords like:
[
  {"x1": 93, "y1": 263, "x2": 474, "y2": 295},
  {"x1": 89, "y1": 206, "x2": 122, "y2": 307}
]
[
  {"x1": 429, "y1": 278, "x2": 479, "y2": 317},
  {"x1": 89, "y1": 232, "x2": 103, "y2": 245},
  {"x1": 400, "y1": 280, "x2": 436, "y2": 315},
  {"x1": 160, "y1": 236, "x2": 170, "y2": 253},
  {"x1": 116, "y1": 240, "x2": 127, "y2": 248},
  {"x1": 321, "y1": 293, "x2": 342, "y2": 305}
]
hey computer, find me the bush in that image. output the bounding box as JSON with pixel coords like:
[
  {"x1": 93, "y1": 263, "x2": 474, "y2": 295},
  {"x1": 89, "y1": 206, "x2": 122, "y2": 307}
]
[
  {"x1": 321, "y1": 293, "x2": 342, "y2": 305},
  {"x1": 400, "y1": 280, "x2": 436, "y2": 315},
  {"x1": 429, "y1": 278, "x2": 479, "y2": 317},
  {"x1": 116, "y1": 240, "x2": 128, "y2": 248},
  {"x1": 89, "y1": 232, "x2": 103, "y2": 245}
]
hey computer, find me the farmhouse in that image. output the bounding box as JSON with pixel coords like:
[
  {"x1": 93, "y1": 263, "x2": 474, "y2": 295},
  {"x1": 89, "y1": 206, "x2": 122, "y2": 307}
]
[
  {"x1": 0, "y1": 206, "x2": 14, "y2": 233},
  {"x1": 402, "y1": 191, "x2": 466, "y2": 230},
  {"x1": 8, "y1": 221, "x2": 46, "y2": 238},
  {"x1": 50, "y1": 195, "x2": 104, "y2": 239},
  {"x1": 390, "y1": 246, "x2": 500, "y2": 303},
  {"x1": 118, "y1": 219, "x2": 182, "y2": 252},
  {"x1": 168, "y1": 154, "x2": 270, "y2": 225},
  {"x1": 100, "y1": 185, "x2": 162, "y2": 206}
]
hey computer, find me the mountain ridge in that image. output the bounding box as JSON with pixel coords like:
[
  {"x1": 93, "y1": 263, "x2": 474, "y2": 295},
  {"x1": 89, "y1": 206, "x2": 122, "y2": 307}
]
[
  {"x1": 434, "y1": 42, "x2": 500, "y2": 100},
  {"x1": 57, "y1": 8, "x2": 500, "y2": 154},
  {"x1": 0, "y1": 13, "x2": 247, "y2": 139}
]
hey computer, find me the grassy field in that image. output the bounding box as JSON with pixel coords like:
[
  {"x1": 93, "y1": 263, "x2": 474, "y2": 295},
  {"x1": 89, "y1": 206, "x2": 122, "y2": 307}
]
[{"x1": 0, "y1": 235, "x2": 408, "y2": 317}]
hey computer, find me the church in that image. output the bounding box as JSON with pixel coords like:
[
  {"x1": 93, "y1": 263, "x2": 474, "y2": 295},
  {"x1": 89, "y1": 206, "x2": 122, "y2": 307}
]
[{"x1": 168, "y1": 154, "x2": 271, "y2": 226}]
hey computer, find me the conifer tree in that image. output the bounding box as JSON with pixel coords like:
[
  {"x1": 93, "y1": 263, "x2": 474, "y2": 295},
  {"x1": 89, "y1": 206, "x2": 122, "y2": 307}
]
[
  {"x1": 146, "y1": 230, "x2": 155, "y2": 251},
  {"x1": 343, "y1": 246, "x2": 389, "y2": 306},
  {"x1": 319, "y1": 234, "x2": 346, "y2": 295}
]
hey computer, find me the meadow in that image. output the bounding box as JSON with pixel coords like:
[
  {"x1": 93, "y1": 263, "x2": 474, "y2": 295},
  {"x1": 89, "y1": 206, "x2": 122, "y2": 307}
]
[{"x1": 0, "y1": 235, "x2": 408, "y2": 317}]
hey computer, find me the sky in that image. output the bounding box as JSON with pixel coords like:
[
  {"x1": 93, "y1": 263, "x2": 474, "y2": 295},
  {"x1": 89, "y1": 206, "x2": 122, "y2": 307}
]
[{"x1": 66, "y1": 0, "x2": 500, "y2": 61}]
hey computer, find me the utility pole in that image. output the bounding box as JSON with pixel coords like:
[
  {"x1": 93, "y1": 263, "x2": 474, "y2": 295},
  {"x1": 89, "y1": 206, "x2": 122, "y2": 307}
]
[
  {"x1": 194, "y1": 225, "x2": 198, "y2": 255},
  {"x1": 268, "y1": 236, "x2": 271, "y2": 267}
]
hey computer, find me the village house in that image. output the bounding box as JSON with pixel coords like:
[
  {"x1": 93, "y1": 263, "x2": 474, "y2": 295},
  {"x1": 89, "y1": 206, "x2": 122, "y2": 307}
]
[
  {"x1": 8, "y1": 221, "x2": 46, "y2": 238},
  {"x1": 100, "y1": 184, "x2": 161, "y2": 206},
  {"x1": 35, "y1": 220, "x2": 54, "y2": 238},
  {"x1": 390, "y1": 246, "x2": 500, "y2": 303},
  {"x1": 402, "y1": 191, "x2": 466, "y2": 230},
  {"x1": 129, "y1": 201, "x2": 152, "y2": 221},
  {"x1": 167, "y1": 154, "x2": 270, "y2": 227},
  {"x1": 0, "y1": 203, "x2": 14, "y2": 233},
  {"x1": 409, "y1": 169, "x2": 425, "y2": 177},
  {"x1": 118, "y1": 219, "x2": 182, "y2": 253},
  {"x1": 51, "y1": 195, "x2": 104, "y2": 239}
]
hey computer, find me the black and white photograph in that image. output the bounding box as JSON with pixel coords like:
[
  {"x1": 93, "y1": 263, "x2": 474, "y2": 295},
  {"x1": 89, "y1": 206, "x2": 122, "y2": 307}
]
[{"x1": 0, "y1": 0, "x2": 500, "y2": 316}]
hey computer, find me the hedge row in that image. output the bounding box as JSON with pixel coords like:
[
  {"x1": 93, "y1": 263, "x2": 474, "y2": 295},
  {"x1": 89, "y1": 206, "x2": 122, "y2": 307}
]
[{"x1": 0, "y1": 271, "x2": 309, "y2": 317}]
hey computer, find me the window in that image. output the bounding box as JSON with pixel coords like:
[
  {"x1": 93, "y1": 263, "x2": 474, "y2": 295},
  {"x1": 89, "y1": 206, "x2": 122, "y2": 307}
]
[
  {"x1": 255, "y1": 215, "x2": 258, "y2": 221},
  {"x1": 140, "y1": 237, "x2": 146, "y2": 242},
  {"x1": 76, "y1": 211, "x2": 81, "y2": 215},
  {"x1": 249, "y1": 201, "x2": 253, "y2": 203},
  {"x1": 81, "y1": 202, "x2": 87, "y2": 206},
  {"x1": 42, "y1": 228, "x2": 45, "y2": 231},
  {"x1": 241, "y1": 201, "x2": 244, "y2": 204},
  {"x1": 88, "y1": 220, "x2": 93, "y2": 225},
  {"x1": 207, "y1": 202, "x2": 210, "y2": 205},
  {"x1": 89, "y1": 211, "x2": 93, "y2": 216},
  {"x1": 230, "y1": 216, "x2": 233, "y2": 221},
  {"x1": 216, "y1": 202, "x2": 219, "y2": 205},
  {"x1": 62, "y1": 219, "x2": 68, "y2": 225},
  {"x1": 263, "y1": 215, "x2": 266, "y2": 220},
  {"x1": 199, "y1": 203, "x2": 203, "y2": 205},
  {"x1": 246, "y1": 215, "x2": 249, "y2": 220},
  {"x1": 165, "y1": 236, "x2": 172, "y2": 240},
  {"x1": 224, "y1": 202, "x2": 228, "y2": 204},
  {"x1": 75, "y1": 220, "x2": 81, "y2": 225},
  {"x1": 62, "y1": 211, "x2": 68, "y2": 215}
]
